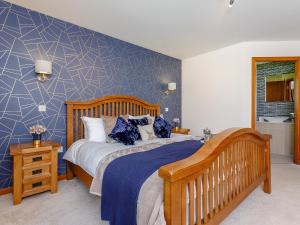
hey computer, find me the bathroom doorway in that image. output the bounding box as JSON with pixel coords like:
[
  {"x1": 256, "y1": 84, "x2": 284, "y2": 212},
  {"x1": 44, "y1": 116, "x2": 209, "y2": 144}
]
[{"x1": 252, "y1": 57, "x2": 300, "y2": 164}]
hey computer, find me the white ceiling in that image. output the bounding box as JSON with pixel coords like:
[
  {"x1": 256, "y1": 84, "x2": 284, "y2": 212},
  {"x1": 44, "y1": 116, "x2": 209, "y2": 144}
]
[{"x1": 6, "y1": 0, "x2": 300, "y2": 59}]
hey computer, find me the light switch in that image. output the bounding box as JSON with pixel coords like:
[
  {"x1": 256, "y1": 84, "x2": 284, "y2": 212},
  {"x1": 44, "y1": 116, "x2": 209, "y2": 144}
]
[
  {"x1": 165, "y1": 107, "x2": 169, "y2": 112},
  {"x1": 38, "y1": 105, "x2": 46, "y2": 112},
  {"x1": 58, "y1": 146, "x2": 63, "y2": 153}
]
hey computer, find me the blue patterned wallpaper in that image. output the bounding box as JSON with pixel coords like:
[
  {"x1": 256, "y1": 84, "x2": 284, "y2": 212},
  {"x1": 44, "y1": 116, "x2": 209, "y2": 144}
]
[{"x1": 0, "y1": 1, "x2": 181, "y2": 189}]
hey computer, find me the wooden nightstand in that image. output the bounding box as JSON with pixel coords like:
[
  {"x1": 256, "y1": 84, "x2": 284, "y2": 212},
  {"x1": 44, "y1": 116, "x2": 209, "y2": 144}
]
[
  {"x1": 10, "y1": 141, "x2": 61, "y2": 205},
  {"x1": 172, "y1": 128, "x2": 190, "y2": 135}
]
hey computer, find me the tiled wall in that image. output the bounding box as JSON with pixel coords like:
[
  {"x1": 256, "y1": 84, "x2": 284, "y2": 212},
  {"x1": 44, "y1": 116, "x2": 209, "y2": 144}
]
[
  {"x1": 256, "y1": 61, "x2": 294, "y2": 118},
  {"x1": 0, "y1": 1, "x2": 181, "y2": 189}
]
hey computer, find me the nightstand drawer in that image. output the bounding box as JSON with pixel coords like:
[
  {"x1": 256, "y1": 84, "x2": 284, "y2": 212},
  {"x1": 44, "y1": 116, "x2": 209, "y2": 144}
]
[
  {"x1": 23, "y1": 178, "x2": 51, "y2": 197},
  {"x1": 23, "y1": 152, "x2": 51, "y2": 166},
  {"x1": 23, "y1": 164, "x2": 51, "y2": 180}
]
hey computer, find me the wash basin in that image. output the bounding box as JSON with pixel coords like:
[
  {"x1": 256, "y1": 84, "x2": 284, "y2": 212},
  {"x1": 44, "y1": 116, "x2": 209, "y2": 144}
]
[{"x1": 259, "y1": 116, "x2": 291, "y2": 123}]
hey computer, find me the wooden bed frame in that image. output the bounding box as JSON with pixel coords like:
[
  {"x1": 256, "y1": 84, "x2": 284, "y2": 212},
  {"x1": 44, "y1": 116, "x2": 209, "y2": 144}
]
[{"x1": 65, "y1": 95, "x2": 271, "y2": 225}]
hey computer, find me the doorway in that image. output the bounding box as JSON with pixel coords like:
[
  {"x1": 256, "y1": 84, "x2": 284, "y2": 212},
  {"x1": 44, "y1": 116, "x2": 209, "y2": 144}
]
[{"x1": 252, "y1": 57, "x2": 300, "y2": 164}]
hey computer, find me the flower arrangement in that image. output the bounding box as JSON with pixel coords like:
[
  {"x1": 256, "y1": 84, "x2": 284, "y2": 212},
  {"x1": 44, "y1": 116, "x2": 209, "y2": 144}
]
[
  {"x1": 29, "y1": 124, "x2": 47, "y2": 146},
  {"x1": 173, "y1": 118, "x2": 180, "y2": 130},
  {"x1": 29, "y1": 124, "x2": 47, "y2": 135}
]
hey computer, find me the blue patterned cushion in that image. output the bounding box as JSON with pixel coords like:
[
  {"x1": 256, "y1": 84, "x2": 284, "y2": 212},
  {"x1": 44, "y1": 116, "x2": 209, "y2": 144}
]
[
  {"x1": 128, "y1": 117, "x2": 149, "y2": 140},
  {"x1": 153, "y1": 116, "x2": 173, "y2": 138},
  {"x1": 108, "y1": 117, "x2": 138, "y2": 145}
]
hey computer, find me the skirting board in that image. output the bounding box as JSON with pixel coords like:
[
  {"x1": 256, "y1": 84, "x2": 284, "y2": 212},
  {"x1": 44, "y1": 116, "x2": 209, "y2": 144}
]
[{"x1": 0, "y1": 174, "x2": 67, "y2": 196}]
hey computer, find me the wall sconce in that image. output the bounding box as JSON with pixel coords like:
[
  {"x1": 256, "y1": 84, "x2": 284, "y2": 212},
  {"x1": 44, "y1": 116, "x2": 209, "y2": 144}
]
[
  {"x1": 165, "y1": 82, "x2": 176, "y2": 95},
  {"x1": 35, "y1": 60, "x2": 52, "y2": 82}
]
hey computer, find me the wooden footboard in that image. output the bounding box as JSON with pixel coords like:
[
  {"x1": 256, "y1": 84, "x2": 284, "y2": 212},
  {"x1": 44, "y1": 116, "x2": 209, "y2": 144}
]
[{"x1": 159, "y1": 128, "x2": 271, "y2": 225}]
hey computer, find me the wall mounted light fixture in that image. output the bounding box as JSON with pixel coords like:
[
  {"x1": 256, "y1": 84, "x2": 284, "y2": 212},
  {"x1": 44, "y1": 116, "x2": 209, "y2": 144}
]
[
  {"x1": 229, "y1": 0, "x2": 235, "y2": 8},
  {"x1": 165, "y1": 82, "x2": 176, "y2": 95},
  {"x1": 35, "y1": 60, "x2": 52, "y2": 82}
]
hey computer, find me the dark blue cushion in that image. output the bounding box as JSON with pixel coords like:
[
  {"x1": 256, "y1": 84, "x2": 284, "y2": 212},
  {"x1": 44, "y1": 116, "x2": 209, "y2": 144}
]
[
  {"x1": 153, "y1": 116, "x2": 173, "y2": 138},
  {"x1": 109, "y1": 117, "x2": 138, "y2": 145},
  {"x1": 128, "y1": 117, "x2": 149, "y2": 140}
]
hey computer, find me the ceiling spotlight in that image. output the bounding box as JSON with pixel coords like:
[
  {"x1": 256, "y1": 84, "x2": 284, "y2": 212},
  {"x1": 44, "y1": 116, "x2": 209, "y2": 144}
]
[{"x1": 229, "y1": 0, "x2": 235, "y2": 8}]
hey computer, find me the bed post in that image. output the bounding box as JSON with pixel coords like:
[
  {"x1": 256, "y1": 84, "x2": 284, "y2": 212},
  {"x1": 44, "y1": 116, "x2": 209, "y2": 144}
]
[
  {"x1": 263, "y1": 135, "x2": 271, "y2": 194},
  {"x1": 163, "y1": 180, "x2": 182, "y2": 225},
  {"x1": 66, "y1": 103, "x2": 74, "y2": 180}
]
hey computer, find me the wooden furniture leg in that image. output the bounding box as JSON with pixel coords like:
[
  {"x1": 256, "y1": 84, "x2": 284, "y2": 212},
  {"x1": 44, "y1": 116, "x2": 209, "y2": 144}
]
[{"x1": 13, "y1": 155, "x2": 22, "y2": 205}]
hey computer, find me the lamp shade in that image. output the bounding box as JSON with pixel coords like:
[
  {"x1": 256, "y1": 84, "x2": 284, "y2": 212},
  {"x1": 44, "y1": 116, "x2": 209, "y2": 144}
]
[
  {"x1": 168, "y1": 82, "x2": 176, "y2": 91},
  {"x1": 35, "y1": 60, "x2": 52, "y2": 74},
  {"x1": 290, "y1": 81, "x2": 295, "y2": 90}
]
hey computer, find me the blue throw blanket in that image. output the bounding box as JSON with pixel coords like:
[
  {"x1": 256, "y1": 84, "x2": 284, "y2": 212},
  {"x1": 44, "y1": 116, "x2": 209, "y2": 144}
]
[{"x1": 101, "y1": 140, "x2": 203, "y2": 225}]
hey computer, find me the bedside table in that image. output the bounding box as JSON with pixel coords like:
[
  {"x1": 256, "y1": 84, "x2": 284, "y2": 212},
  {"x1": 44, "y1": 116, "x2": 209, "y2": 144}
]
[
  {"x1": 10, "y1": 141, "x2": 61, "y2": 205},
  {"x1": 172, "y1": 128, "x2": 190, "y2": 135}
]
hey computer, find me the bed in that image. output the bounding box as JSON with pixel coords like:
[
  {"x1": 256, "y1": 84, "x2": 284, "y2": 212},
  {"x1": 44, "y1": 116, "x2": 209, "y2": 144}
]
[{"x1": 64, "y1": 95, "x2": 271, "y2": 225}]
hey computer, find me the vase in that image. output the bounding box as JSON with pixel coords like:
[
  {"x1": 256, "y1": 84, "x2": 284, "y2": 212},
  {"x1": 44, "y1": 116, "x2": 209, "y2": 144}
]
[
  {"x1": 174, "y1": 122, "x2": 180, "y2": 131},
  {"x1": 32, "y1": 133, "x2": 42, "y2": 147}
]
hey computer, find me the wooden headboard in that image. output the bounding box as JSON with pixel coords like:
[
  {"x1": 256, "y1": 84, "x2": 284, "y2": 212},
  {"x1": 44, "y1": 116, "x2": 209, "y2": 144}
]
[{"x1": 65, "y1": 95, "x2": 160, "y2": 148}]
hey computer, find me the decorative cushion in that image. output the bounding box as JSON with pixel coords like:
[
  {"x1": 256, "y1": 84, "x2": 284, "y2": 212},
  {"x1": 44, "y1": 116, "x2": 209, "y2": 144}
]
[
  {"x1": 153, "y1": 116, "x2": 173, "y2": 138},
  {"x1": 81, "y1": 117, "x2": 106, "y2": 142},
  {"x1": 102, "y1": 116, "x2": 118, "y2": 143},
  {"x1": 129, "y1": 114, "x2": 154, "y2": 124},
  {"x1": 128, "y1": 117, "x2": 149, "y2": 140},
  {"x1": 109, "y1": 117, "x2": 138, "y2": 145},
  {"x1": 137, "y1": 124, "x2": 156, "y2": 141}
]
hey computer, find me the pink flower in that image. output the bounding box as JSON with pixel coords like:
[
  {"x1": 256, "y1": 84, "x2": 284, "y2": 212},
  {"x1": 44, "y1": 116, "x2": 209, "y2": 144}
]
[{"x1": 29, "y1": 124, "x2": 47, "y2": 134}]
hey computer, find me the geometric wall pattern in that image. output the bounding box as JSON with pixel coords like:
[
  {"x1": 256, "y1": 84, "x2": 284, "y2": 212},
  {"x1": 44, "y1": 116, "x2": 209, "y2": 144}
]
[
  {"x1": 0, "y1": 0, "x2": 181, "y2": 189},
  {"x1": 256, "y1": 61, "x2": 294, "y2": 118}
]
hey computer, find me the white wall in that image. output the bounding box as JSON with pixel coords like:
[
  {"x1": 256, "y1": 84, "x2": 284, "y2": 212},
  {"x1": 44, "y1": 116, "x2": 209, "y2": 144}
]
[{"x1": 182, "y1": 41, "x2": 300, "y2": 135}]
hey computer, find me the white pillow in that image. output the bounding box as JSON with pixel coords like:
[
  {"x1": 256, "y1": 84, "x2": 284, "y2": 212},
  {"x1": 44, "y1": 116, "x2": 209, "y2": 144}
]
[
  {"x1": 137, "y1": 124, "x2": 156, "y2": 141},
  {"x1": 81, "y1": 117, "x2": 106, "y2": 142}
]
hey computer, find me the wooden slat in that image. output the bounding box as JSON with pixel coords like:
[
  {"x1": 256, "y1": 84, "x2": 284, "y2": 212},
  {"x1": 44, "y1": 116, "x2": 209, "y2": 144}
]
[
  {"x1": 241, "y1": 141, "x2": 245, "y2": 191},
  {"x1": 224, "y1": 150, "x2": 228, "y2": 206},
  {"x1": 202, "y1": 173, "x2": 208, "y2": 223},
  {"x1": 75, "y1": 110, "x2": 79, "y2": 141},
  {"x1": 245, "y1": 142, "x2": 249, "y2": 187},
  {"x1": 128, "y1": 103, "x2": 131, "y2": 115},
  {"x1": 236, "y1": 143, "x2": 240, "y2": 195},
  {"x1": 254, "y1": 144, "x2": 257, "y2": 179},
  {"x1": 209, "y1": 165, "x2": 214, "y2": 218},
  {"x1": 203, "y1": 172, "x2": 208, "y2": 223},
  {"x1": 250, "y1": 143, "x2": 254, "y2": 183},
  {"x1": 219, "y1": 153, "x2": 224, "y2": 210},
  {"x1": 182, "y1": 184, "x2": 187, "y2": 225},
  {"x1": 80, "y1": 109, "x2": 84, "y2": 139},
  {"x1": 213, "y1": 158, "x2": 219, "y2": 214},
  {"x1": 232, "y1": 143, "x2": 236, "y2": 197},
  {"x1": 196, "y1": 177, "x2": 202, "y2": 225},
  {"x1": 189, "y1": 180, "x2": 195, "y2": 225},
  {"x1": 95, "y1": 105, "x2": 99, "y2": 117},
  {"x1": 228, "y1": 146, "x2": 232, "y2": 201},
  {"x1": 104, "y1": 103, "x2": 107, "y2": 115}
]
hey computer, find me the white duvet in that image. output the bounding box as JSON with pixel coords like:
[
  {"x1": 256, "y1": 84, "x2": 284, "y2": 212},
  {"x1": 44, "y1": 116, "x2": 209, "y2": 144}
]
[{"x1": 63, "y1": 134, "x2": 193, "y2": 177}]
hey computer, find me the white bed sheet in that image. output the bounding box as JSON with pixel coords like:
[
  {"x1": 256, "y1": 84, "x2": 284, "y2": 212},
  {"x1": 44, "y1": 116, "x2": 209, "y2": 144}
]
[{"x1": 63, "y1": 134, "x2": 193, "y2": 177}]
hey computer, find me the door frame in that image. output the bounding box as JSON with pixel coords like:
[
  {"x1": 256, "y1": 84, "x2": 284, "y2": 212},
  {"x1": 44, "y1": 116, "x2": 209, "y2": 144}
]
[{"x1": 252, "y1": 57, "x2": 300, "y2": 164}]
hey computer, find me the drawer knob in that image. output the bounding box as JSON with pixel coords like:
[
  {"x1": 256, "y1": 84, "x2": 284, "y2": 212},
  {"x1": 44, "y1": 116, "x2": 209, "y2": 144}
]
[
  {"x1": 32, "y1": 181, "x2": 42, "y2": 188},
  {"x1": 32, "y1": 156, "x2": 42, "y2": 162},
  {"x1": 32, "y1": 169, "x2": 42, "y2": 175}
]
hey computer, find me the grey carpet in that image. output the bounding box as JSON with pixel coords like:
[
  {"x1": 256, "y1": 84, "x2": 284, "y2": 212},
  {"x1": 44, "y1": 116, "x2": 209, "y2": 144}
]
[{"x1": 0, "y1": 164, "x2": 300, "y2": 225}]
